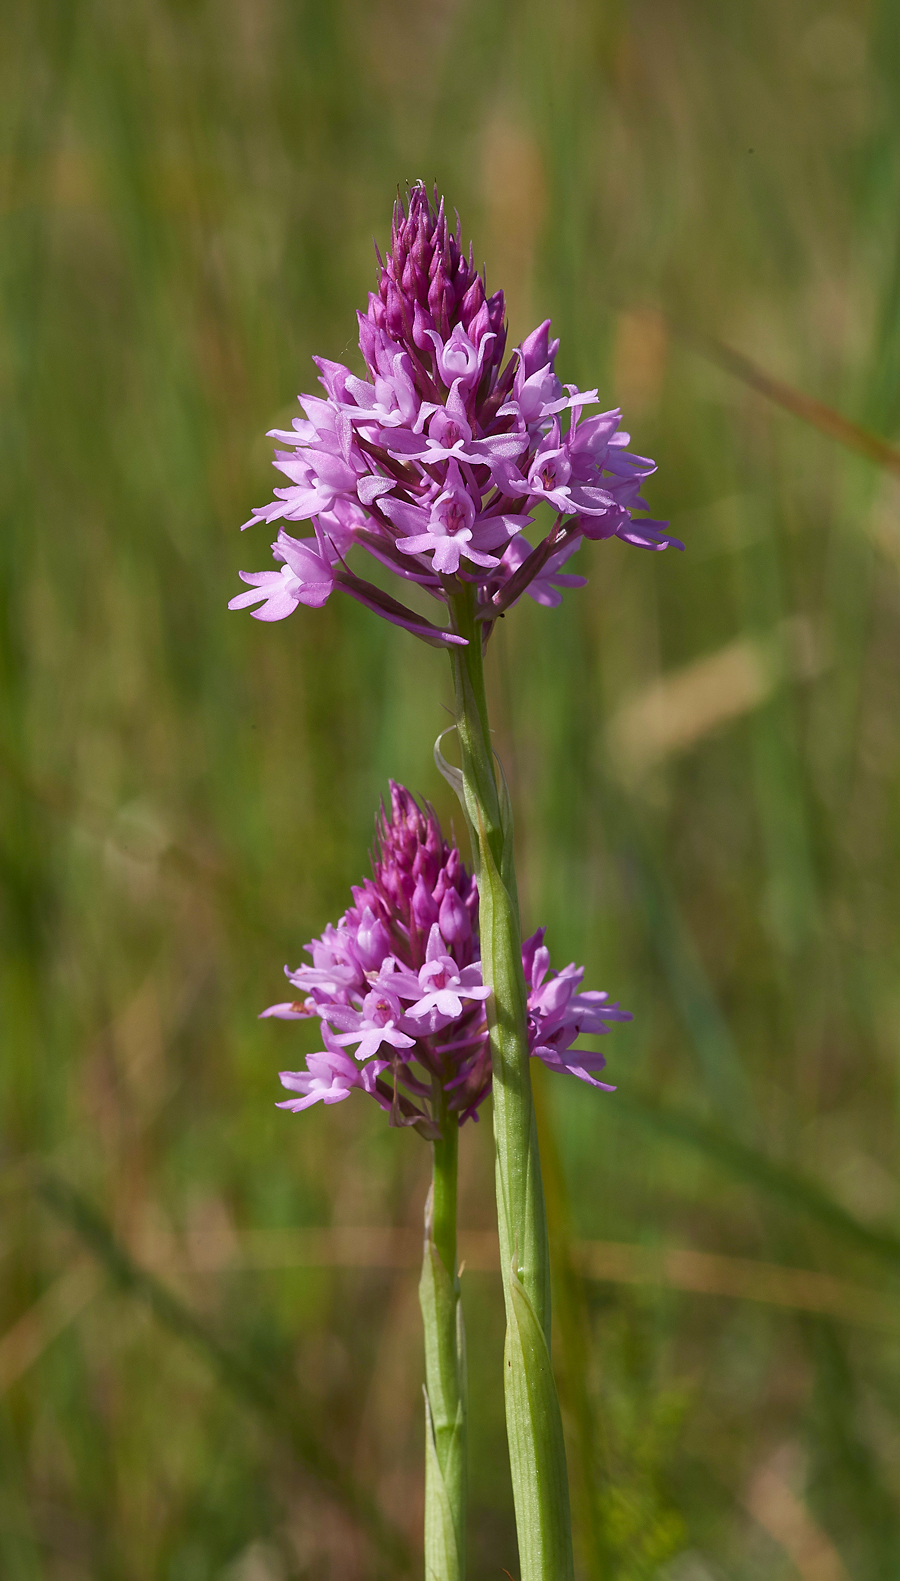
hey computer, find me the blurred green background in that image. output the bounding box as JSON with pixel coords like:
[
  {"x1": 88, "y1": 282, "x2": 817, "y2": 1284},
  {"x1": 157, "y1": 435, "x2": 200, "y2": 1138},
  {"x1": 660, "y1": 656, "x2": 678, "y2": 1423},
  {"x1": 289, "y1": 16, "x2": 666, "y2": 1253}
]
[{"x1": 4, "y1": 0, "x2": 900, "y2": 1576}]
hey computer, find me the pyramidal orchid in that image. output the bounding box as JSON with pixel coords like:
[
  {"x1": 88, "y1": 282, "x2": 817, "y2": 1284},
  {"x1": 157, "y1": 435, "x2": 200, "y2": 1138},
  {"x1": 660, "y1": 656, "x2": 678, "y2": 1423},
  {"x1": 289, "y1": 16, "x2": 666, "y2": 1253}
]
[
  {"x1": 267, "y1": 782, "x2": 627, "y2": 1133},
  {"x1": 230, "y1": 184, "x2": 680, "y2": 650},
  {"x1": 262, "y1": 785, "x2": 629, "y2": 1580},
  {"x1": 236, "y1": 185, "x2": 670, "y2": 1581}
]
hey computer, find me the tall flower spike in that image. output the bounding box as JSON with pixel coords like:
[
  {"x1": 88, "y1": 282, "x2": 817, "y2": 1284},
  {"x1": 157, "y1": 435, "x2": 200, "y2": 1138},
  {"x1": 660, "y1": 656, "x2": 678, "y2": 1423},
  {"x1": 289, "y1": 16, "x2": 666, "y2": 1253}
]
[
  {"x1": 231, "y1": 184, "x2": 681, "y2": 648},
  {"x1": 263, "y1": 783, "x2": 629, "y2": 1136}
]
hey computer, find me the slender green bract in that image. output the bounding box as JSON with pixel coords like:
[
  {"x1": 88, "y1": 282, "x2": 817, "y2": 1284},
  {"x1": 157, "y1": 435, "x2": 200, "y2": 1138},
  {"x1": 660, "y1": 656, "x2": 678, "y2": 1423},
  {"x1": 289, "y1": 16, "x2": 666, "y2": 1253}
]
[
  {"x1": 443, "y1": 587, "x2": 574, "y2": 1581},
  {"x1": 420, "y1": 1097, "x2": 467, "y2": 1581}
]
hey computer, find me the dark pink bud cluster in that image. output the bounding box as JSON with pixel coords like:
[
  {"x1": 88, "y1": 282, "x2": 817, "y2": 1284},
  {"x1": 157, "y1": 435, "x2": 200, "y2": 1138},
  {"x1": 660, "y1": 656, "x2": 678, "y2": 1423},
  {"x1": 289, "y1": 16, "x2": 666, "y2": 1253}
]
[
  {"x1": 263, "y1": 784, "x2": 630, "y2": 1137},
  {"x1": 366, "y1": 184, "x2": 508, "y2": 407},
  {"x1": 367, "y1": 782, "x2": 478, "y2": 971}
]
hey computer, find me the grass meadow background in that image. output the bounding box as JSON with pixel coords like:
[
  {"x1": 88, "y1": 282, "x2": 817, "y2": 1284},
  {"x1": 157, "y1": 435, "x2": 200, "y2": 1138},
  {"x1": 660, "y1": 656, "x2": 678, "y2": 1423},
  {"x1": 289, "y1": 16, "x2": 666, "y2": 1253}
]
[{"x1": 4, "y1": 0, "x2": 900, "y2": 1576}]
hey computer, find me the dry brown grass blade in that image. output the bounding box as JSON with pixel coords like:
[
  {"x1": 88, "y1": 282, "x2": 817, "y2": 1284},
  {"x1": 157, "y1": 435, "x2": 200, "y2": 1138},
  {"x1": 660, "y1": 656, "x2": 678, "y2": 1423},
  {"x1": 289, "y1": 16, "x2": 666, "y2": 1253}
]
[
  {"x1": 130, "y1": 1222, "x2": 900, "y2": 1329},
  {"x1": 36, "y1": 1174, "x2": 414, "y2": 1573},
  {"x1": 624, "y1": 303, "x2": 900, "y2": 476},
  {"x1": 0, "y1": 1261, "x2": 101, "y2": 1393},
  {"x1": 685, "y1": 324, "x2": 900, "y2": 477},
  {"x1": 744, "y1": 1447, "x2": 850, "y2": 1581}
]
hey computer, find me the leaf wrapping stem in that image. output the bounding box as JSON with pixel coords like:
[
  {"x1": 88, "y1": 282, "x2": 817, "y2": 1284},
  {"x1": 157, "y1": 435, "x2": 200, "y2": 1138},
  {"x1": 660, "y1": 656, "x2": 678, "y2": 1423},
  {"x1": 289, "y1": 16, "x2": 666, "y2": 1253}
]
[
  {"x1": 443, "y1": 586, "x2": 574, "y2": 1581},
  {"x1": 420, "y1": 1104, "x2": 466, "y2": 1580}
]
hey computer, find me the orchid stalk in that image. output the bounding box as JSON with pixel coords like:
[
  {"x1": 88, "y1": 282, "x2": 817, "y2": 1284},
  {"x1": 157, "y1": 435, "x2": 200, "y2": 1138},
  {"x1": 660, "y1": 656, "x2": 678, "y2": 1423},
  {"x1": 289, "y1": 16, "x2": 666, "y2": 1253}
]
[
  {"x1": 235, "y1": 185, "x2": 675, "y2": 1579},
  {"x1": 267, "y1": 786, "x2": 484, "y2": 1577},
  {"x1": 443, "y1": 581, "x2": 573, "y2": 1578},
  {"x1": 421, "y1": 1104, "x2": 466, "y2": 1581}
]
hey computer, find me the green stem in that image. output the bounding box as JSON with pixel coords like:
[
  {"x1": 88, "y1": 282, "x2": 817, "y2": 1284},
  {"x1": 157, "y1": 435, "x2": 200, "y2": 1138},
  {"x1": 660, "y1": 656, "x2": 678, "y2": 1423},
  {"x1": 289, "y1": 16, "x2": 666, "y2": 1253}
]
[
  {"x1": 432, "y1": 1092, "x2": 458, "y2": 1282},
  {"x1": 446, "y1": 585, "x2": 574, "y2": 1581},
  {"x1": 533, "y1": 1063, "x2": 609, "y2": 1577},
  {"x1": 420, "y1": 1092, "x2": 466, "y2": 1581}
]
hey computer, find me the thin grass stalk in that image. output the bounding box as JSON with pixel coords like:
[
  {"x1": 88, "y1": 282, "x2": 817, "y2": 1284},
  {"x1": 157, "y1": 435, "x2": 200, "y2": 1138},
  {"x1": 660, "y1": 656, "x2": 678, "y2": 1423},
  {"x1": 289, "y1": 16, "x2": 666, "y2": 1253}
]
[{"x1": 445, "y1": 584, "x2": 574, "y2": 1581}]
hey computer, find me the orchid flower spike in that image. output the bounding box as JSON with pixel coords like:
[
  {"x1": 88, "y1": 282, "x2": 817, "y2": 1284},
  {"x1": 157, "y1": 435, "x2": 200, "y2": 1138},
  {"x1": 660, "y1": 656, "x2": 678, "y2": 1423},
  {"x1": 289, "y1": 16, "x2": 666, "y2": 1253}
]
[
  {"x1": 264, "y1": 783, "x2": 630, "y2": 1137},
  {"x1": 231, "y1": 184, "x2": 679, "y2": 649}
]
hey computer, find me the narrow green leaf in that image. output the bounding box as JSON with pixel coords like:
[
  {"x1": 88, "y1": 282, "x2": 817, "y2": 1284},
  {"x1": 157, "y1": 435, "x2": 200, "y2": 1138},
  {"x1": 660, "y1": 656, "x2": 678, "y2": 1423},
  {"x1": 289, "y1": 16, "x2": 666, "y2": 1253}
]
[
  {"x1": 491, "y1": 744, "x2": 519, "y2": 915},
  {"x1": 419, "y1": 1185, "x2": 466, "y2": 1580},
  {"x1": 419, "y1": 1242, "x2": 466, "y2": 1501},
  {"x1": 423, "y1": 1388, "x2": 463, "y2": 1581},
  {"x1": 475, "y1": 795, "x2": 550, "y2": 1340},
  {"x1": 505, "y1": 1265, "x2": 575, "y2": 1581},
  {"x1": 434, "y1": 727, "x2": 468, "y2": 813}
]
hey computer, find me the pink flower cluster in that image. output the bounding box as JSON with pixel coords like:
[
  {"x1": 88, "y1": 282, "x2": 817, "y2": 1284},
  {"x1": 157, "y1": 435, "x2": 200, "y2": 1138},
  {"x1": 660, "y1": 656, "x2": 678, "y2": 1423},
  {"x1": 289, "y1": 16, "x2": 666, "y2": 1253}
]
[
  {"x1": 231, "y1": 185, "x2": 679, "y2": 649},
  {"x1": 264, "y1": 784, "x2": 629, "y2": 1136}
]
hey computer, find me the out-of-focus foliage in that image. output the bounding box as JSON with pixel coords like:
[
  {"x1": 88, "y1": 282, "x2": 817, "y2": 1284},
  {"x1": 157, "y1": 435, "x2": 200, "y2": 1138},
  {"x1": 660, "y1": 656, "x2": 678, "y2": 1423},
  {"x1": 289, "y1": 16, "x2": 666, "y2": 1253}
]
[{"x1": 3, "y1": 0, "x2": 900, "y2": 1576}]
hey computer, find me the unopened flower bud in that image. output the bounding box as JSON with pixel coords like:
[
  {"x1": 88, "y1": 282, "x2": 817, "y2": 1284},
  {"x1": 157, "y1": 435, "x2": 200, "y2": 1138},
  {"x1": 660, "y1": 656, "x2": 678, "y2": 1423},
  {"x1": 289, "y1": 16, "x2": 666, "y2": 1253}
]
[
  {"x1": 412, "y1": 874, "x2": 440, "y2": 931},
  {"x1": 459, "y1": 275, "x2": 485, "y2": 329},
  {"x1": 439, "y1": 888, "x2": 471, "y2": 947},
  {"x1": 356, "y1": 908, "x2": 391, "y2": 971}
]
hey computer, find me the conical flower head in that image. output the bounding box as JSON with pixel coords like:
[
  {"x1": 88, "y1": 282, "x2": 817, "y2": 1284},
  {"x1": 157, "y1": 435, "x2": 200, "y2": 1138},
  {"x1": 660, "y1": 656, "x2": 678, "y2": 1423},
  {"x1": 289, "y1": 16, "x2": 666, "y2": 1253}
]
[
  {"x1": 232, "y1": 184, "x2": 678, "y2": 642},
  {"x1": 263, "y1": 784, "x2": 630, "y2": 1134}
]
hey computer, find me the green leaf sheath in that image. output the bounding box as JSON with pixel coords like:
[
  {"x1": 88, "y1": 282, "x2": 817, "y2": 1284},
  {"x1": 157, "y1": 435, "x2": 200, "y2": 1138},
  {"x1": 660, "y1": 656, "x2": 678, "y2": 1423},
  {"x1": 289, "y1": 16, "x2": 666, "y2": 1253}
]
[
  {"x1": 506, "y1": 1272, "x2": 576, "y2": 1581},
  {"x1": 446, "y1": 587, "x2": 574, "y2": 1581},
  {"x1": 420, "y1": 1108, "x2": 466, "y2": 1581}
]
